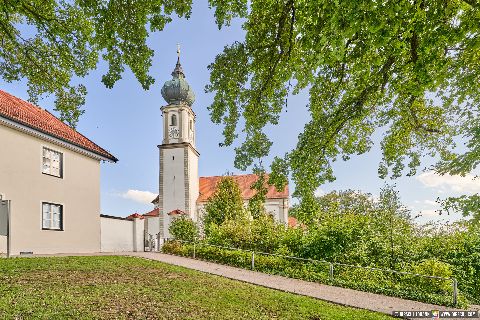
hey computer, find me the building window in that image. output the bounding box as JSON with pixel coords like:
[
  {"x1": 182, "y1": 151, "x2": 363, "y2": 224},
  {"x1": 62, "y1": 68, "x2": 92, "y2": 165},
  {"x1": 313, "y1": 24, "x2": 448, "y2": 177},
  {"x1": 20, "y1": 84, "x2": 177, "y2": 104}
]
[
  {"x1": 189, "y1": 120, "x2": 193, "y2": 130},
  {"x1": 171, "y1": 114, "x2": 177, "y2": 126},
  {"x1": 42, "y1": 202, "x2": 63, "y2": 231},
  {"x1": 42, "y1": 147, "x2": 63, "y2": 178}
]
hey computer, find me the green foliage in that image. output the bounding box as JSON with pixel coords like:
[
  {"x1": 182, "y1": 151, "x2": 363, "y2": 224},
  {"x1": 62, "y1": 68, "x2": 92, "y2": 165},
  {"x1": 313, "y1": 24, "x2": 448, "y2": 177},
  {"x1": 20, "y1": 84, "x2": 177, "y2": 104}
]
[
  {"x1": 163, "y1": 187, "x2": 480, "y2": 306},
  {"x1": 415, "y1": 222, "x2": 480, "y2": 303},
  {"x1": 294, "y1": 186, "x2": 417, "y2": 269},
  {"x1": 439, "y1": 194, "x2": 480, "y2": 221},
  {"x1": 169, "y1": 216, "x2": 199, "y2": 241},
  {"x1": 411, "y1": 259, "x2": 453, "y2": 293},
  {"x1": 206, "y1": 0, "x2": 480, "y2": 219},
  {"x1": 207, "y1": 214, "x2": 285, "y2": 253},
  {"x1": 0, "y1": 0, "x2": 192, "y2": 126},
  {"x1": 247, "y1": 169, "x2": 268, "y2": 219},
  {"x1": 203, "y1": 176, "x2": 247, "y2": 235},
  {"x1": 162, "y1": 241, "x2": 467, "y2": 307},
  {"x1": 3, "y1": 1, "x2": 480, "y2": 217}
]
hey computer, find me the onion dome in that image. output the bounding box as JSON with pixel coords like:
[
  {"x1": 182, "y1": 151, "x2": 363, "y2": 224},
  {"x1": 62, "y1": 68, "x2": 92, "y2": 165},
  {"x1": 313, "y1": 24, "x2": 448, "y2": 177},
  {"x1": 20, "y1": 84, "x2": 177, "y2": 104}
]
[{"x1": 161, "y1": 57, "x2": 195, "y2": 106}]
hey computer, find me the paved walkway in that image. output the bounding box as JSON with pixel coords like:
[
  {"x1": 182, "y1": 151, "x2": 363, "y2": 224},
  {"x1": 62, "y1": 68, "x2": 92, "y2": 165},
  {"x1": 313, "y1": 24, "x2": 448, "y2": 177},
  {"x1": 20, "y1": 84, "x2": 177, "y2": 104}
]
[{"x1": 127, "y1": 252, "x2": 479, "y2": 317}]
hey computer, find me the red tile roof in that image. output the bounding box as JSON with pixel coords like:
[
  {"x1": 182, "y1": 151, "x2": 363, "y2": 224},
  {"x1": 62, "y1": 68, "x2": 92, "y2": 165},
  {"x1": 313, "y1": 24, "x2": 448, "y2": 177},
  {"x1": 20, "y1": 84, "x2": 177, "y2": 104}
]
[
  {"x1": 0, "y1": 90, "x2": 117, "y2": 162},
  {"x1": 126, "y1": 213, "x2": 144, "y2": 220},
  {"x1": 288, "y1": 216, "x2": 298, "y2": 228},
  {"x1": 167, "y1": 209, "x2": 186, "y2": 216},
  {"x1": 143, "y1": 208, "x2": 159, "y2": 217},
  {"x1": 197, "y1": 174, "x2": 289, "y2": 203}
]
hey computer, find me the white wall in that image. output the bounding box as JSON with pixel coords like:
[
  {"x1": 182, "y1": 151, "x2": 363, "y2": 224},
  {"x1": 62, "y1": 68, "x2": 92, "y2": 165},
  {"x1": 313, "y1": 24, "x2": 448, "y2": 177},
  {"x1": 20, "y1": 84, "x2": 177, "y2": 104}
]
[
  {"x1": 100, "y1": 216, "x2": 134, "y2": 252},
  {"x1": 0, "y1": 236, "x2": 6, "y2": 256},
  {"x1": 162, "y1": 147, "x2": 186, "y2": 238},
  {"x1": 145, "y1": 217, "x2": 160, "y2": 237},
  {"x1": 133, "y1": 218, "x2": 144, "y2": 252},
  {"x1": 0, "y1": 124, "x2": 102, "y2": 255},
  {"x1": 188, "y1": 147, "x2": 199, "y2": 220}
]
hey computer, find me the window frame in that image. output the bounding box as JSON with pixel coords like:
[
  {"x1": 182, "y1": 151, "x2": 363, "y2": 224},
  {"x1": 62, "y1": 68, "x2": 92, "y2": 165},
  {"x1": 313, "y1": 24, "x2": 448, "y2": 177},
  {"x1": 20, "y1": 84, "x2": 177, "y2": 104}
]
[
  {"x1": 42, "y1": 147, "x2": 64, "y2": 179},
  {"x1": 42, "y1": 202, "x2": 64, "y2": 231},
  {"x1": 170, "y1": 114, "x2": 177, "y2": 126}
]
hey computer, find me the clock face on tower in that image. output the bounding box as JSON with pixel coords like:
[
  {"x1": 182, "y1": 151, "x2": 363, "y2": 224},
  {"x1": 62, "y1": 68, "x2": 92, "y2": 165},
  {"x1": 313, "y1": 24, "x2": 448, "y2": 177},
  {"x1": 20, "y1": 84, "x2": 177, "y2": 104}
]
[{"x1": 168, "y1": 127, "x2": 180, "y2": 139}]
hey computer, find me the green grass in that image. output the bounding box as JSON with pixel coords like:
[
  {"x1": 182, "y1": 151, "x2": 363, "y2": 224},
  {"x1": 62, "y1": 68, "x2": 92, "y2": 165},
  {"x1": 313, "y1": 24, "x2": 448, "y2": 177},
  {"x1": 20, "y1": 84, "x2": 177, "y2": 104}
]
[{"x1": 0, "y1": 256, "x2": 394, "y2": 319}]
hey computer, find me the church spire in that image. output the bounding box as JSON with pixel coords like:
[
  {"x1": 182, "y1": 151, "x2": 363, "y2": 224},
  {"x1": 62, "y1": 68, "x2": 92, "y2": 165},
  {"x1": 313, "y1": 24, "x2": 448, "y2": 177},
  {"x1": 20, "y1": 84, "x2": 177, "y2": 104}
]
[
  {"x1": 172, "y1": 43, "x2": 185, "y2": 79},
  {"x1": 161, "y1": 45, "x2": 195, "y2": 106}
]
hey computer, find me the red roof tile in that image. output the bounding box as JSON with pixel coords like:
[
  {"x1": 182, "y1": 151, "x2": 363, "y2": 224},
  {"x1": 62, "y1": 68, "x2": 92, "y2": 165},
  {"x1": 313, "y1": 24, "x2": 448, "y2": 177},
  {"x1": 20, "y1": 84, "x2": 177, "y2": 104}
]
[
  {"x1": 197, "y1": 174, "x2": 289, "y2": 203},
  {"x1": 0, "y1": 90, "x2": 117, "y2": 162},
  {"x1": 143, "y1": 208, "x2": 159, "y2": 217},
  {"x1": 126, "y1": 213, "x2": 144, "y2": 220},
  {"x1": 288, "y1": 216, "x2": 298, "y2": 228},
  {"x1": 167, "y1": 209, "x2": 186, "y2": 216}
]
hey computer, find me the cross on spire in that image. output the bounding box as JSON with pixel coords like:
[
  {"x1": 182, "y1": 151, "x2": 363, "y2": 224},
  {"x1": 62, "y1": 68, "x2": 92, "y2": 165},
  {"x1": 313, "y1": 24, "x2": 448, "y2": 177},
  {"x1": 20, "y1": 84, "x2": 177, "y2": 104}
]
[{"x1": 177, "y1": 43, "x2": 181, "y2": 58}]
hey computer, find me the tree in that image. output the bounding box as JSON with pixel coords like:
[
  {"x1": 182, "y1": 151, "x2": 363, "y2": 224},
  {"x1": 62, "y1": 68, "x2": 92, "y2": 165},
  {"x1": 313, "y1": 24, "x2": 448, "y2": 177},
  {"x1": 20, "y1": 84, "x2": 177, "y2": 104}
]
[
  {"x1": 205, "y1": 0, "x2": 480, "y2": 219},
  {"x1": 0, "y1": 0, "x2": 192, "y2": 127},
  {"x1": 2, "y1": 1, "x2": 479, "y2": 217},
  {"x1": 169, "y1": 215, "x2": 199, "y2": 241},
  {"x1": 247, "y1": 168, "x2": 268, "y2": 219},
  {"x1": 375, "y1": 185, "x2": 413, "y2": 269},
  {"x1": 203, "y1": 176, "x2": 247, "y2": 234}
]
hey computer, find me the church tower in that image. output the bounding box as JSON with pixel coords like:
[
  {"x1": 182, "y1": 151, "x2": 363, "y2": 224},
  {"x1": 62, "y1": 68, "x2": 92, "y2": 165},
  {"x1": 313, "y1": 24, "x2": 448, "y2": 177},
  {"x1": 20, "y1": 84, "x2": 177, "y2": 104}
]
[{"x1": 158, "y1": 49, "x2": 199, "y2": 238}]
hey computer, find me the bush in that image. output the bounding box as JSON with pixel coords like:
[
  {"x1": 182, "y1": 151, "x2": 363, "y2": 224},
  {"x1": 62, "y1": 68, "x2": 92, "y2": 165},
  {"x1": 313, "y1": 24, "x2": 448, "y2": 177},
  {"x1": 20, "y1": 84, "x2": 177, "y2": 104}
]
[
  {"x1": 161, "y1": 240, "x2": 467, "y2": 307},
  {"x1": 169, "y1": 216, "x2": 199, "y2": 241},
  {"x1": 162, "y1": 240, "x2": 190, "y2": 256},
  {"x1": 410, "y1": 259, "x2": 453, "y2": 294}
]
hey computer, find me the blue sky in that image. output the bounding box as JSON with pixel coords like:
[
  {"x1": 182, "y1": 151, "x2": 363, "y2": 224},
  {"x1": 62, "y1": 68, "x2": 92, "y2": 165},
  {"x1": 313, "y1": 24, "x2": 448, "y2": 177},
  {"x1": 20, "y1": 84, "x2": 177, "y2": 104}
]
[{"x1": 2, "y1": 2, "x2": 478, "y2": 223}]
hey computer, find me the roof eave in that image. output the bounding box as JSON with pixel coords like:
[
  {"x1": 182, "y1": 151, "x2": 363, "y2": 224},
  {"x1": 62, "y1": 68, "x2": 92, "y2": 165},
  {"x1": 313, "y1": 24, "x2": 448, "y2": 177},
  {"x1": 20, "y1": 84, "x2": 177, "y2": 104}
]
[{"x1": 0, "y1": 115, "x2": 118, "y2": 162}]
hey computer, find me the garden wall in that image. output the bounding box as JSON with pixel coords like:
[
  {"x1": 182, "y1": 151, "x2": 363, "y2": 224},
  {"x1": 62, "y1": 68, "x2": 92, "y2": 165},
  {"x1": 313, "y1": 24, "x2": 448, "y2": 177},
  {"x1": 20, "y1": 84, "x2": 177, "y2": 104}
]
[
  {"x1": 0, "y1": 235, "x2": 6, "y2": 256},
  {"x1": 100, "y1": 215, "x2": 144, "y2": 252}
]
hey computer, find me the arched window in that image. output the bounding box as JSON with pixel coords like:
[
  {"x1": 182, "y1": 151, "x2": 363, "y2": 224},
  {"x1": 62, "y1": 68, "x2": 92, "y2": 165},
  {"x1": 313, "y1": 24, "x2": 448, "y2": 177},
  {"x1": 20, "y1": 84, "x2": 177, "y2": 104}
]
[
  {"x1": 171, "y1": 114, "x2": 177, "y2": 126},
  {"x1": 189, "y1": 120, "x2": 193, "y2": 131}
]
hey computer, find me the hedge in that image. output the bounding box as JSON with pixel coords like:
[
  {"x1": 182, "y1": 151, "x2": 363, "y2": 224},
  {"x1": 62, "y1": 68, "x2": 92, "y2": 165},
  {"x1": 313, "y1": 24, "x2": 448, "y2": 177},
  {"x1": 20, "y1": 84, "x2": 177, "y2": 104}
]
[{"x1": 162, "y1": 240, "x2": 468, "y2": 308}]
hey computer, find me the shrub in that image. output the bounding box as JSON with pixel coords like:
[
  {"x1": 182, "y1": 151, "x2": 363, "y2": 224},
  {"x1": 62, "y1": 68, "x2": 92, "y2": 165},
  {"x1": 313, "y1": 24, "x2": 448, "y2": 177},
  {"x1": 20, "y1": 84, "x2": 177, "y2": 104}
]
[
  {"x1": 169, "y1": 216, "x2": 198, "y2": 241},
  {"x1": 162, "y1": 240, "x2": 190, "y2": 256},
  {"x1": 410, "y1": 259, "x2": 453, "y2": 294},
  {"x1": 207, "y1": 218, "x2": 253, "y2": 249}
]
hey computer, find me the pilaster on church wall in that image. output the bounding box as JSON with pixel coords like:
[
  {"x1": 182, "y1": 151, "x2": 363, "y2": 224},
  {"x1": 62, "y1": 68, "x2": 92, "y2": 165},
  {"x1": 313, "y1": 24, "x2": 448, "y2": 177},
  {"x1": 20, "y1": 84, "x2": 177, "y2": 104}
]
[
  {"x1": 181, "y1": 108, "x2": 189, "y2": 143},
  {"x1": 187, "y1": 147, "x2": 199, "y2": 220}
]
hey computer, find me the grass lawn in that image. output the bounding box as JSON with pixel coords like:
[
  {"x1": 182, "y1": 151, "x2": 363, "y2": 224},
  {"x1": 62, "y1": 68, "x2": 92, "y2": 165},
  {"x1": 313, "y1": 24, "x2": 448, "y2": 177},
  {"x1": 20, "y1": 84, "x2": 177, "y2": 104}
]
[{"x1": 0, "y1": 256, "x2": 393, "y2": 319}]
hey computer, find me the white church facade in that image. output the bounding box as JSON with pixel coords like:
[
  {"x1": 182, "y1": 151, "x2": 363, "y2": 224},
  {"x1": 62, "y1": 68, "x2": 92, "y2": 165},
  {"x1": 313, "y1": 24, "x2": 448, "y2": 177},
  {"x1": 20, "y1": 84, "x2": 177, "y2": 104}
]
[{"x1": 145, "y1": 55, "x2": 290, "y2": 239}]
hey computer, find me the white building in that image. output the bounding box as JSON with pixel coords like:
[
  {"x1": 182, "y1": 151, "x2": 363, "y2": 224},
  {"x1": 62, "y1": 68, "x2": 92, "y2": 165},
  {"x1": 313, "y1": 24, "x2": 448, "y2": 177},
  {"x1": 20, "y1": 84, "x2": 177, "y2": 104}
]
[{"x1": 0, "y1": 90, "x2": 117, "y2": 255}]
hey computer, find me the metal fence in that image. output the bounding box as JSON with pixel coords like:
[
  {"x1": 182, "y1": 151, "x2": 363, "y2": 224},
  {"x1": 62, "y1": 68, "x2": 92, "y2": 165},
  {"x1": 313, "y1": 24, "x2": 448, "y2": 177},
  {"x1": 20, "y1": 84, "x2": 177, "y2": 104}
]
[{"x1": 162, "y1": 238, "x2": 459, "y2": 306}]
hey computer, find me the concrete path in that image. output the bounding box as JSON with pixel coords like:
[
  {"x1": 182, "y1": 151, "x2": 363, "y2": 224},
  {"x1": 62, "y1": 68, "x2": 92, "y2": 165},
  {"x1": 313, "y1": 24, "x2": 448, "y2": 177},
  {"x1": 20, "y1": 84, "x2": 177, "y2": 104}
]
[{"x1": 127, "y1": 252, "x2": 480, "y2": 317}]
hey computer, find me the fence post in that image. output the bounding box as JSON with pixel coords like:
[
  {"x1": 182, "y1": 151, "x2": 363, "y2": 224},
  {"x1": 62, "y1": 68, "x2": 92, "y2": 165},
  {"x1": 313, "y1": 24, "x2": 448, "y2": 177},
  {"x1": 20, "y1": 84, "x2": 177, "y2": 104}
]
[
  {"x1": 453, "y1": 278, "x2": 458, "y2": 306},
  {"x1": 193, "y1": 241, "x2": 196, "y2": 259},
  {"x1": 251, "y1": 251, "x2": 255, "y2": 270},
  {"x1": 329, "y1": 263, "x2": 334, "y2": 282}
]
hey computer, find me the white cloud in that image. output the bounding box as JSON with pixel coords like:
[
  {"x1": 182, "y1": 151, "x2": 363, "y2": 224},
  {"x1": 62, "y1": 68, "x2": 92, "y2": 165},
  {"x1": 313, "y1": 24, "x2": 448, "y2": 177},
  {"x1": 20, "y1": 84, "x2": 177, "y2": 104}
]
[
  {"x1": 416, "y1": 171, "x2": 480, "y2": 194},
  {"x1": 314, "y1": 188, "x2": 325, "y2": 197},
  {"x1": 420, "y1": 209, "x2": 439, "y2": 217},
  {"x1": 423, "y1": 199, "x2": 437, "y2": 206},
  {"x1": 121, "y1": 190, "x2": 156, "y2": 204}
]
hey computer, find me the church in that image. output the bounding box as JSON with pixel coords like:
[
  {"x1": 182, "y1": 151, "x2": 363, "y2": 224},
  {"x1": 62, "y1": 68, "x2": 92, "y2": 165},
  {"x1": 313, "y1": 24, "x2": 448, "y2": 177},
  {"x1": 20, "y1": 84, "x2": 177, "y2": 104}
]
[{"x1": 146, "y1": 53, "x2": 290, "y2": 239}]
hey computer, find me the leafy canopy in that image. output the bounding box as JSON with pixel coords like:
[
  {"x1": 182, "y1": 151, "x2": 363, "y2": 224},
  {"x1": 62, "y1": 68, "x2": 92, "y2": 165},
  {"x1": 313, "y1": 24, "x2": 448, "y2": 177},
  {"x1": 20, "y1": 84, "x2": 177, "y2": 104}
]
[
  {"x1": 205, "y1": 0, "x2": 480, "y2": 217},
  {"x1": 2, "y1": 0, "x2": 479, "y2": 216},
  {"x1": 0, "y1": 0, "x2": 192, "y2": 127}
]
